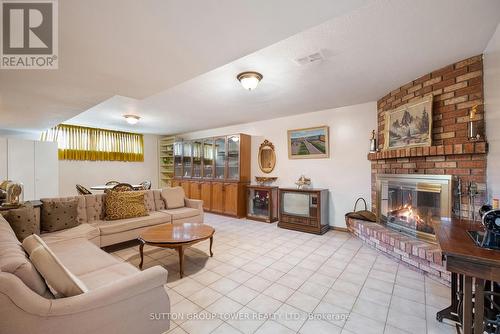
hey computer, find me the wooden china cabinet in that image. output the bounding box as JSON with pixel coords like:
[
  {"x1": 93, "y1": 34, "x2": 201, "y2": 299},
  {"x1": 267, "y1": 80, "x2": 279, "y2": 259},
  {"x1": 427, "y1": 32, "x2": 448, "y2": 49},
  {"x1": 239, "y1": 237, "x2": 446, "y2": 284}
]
[{"x1": 172, "y1": 134, "x2": 251, "y2": 218}]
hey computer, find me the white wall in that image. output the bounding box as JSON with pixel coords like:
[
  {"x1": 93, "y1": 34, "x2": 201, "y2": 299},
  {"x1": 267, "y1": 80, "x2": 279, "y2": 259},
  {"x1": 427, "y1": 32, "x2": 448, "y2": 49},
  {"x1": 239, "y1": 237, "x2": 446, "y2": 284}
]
[
  {"x1": 58, "y1": 134, "x2": 159, "y2": 196},
  {"x1": 485, "y1": 23, "x2": 500, "y2": 201},
  {"x1": 181, "y1": 102, "x2": 376, "y2": 228}
]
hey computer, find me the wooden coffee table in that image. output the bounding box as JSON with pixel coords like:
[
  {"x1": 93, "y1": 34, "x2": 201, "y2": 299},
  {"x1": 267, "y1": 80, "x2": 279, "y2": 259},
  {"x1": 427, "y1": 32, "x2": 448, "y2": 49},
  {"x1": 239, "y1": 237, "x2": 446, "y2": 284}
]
[{"x1": 138, "y1": 223, "x2": 214, "y2": 278}]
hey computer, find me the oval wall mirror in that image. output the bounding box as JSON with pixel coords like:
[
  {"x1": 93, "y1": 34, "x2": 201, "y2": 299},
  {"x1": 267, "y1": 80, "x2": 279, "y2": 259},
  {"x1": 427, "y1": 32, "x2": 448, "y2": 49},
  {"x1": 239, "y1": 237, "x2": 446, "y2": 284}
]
[{"x1": 258, "y1": 139, "x2": 276, "y2": 174}]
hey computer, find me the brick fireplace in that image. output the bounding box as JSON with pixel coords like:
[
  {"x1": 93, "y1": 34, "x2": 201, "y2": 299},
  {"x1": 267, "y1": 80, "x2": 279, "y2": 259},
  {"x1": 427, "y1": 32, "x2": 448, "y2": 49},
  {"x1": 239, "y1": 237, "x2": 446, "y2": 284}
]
[
  {"x1": 371, "y1": 54, "x2": 487, "y2": 221},
  {"x1": 347, "y1": 55, "x2": 489, "y2": 284}
]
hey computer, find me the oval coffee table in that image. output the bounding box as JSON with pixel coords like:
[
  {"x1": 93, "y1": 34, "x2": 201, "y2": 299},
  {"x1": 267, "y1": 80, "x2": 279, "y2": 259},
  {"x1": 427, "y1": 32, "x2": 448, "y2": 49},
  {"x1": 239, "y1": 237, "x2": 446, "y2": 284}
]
[{"x1": 138, "y1": 223, "x2": 214, "y2": 278}]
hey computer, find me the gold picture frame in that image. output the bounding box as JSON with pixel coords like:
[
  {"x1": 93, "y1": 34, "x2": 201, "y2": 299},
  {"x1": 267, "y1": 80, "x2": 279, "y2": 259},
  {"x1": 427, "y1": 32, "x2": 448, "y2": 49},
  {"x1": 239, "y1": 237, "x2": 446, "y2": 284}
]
[
  {"x1": 288, "y1": 126, "x2": 329, "y2": 159},
  {"x1": 384, "y1": 95, "x2": 433, "y2": 150}
]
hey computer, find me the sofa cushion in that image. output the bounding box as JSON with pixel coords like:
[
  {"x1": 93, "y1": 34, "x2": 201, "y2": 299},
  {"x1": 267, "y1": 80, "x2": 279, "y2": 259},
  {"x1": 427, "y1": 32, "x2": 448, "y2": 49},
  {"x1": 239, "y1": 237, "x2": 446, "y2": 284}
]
[
  {"x1": 41, "y1": 223, "x2": 100, "y2": 246},
  {"x1": 95, "y1": 211, "x2": 170, "y2": 236},
  {"x1": 161, "y1": 187, "x2": 185, "y2": 209},
  {"x1": 46, "y1": 238, "x2": 120, "y2": 276},
  {"x1": 144, "y1": 190, "x2": 156, "y2": 212},
  {"x1": 105, "y1": 191, "x2": 148, "y2": 221},
  {"x1": 153, "y1": 189, "x2": 166, "y2": 210},
  {"x1": 23, "y1": 235, "x2": 88, "y2": 297},
  {"x1": 41, "y1": 199, "x2": 79, "y2": 232},
  {"x1": 84, "y1": 194, "x2": 106, "y2": 222},
  {"x1": 2, "y1": 205, "x2": 39, "y2": 241},
  {"x1": 77, "y1": 262, "x2": 139, "y2": 290},
  {"x1": 161, "y1": 207, "x2": 201, "y2": 220},
  {"x1": 0, "y1": 215, "x2": 50, "y2": 297},
  {"x1": 40, "y1": 196, "x2": 87, "y2": 224}
]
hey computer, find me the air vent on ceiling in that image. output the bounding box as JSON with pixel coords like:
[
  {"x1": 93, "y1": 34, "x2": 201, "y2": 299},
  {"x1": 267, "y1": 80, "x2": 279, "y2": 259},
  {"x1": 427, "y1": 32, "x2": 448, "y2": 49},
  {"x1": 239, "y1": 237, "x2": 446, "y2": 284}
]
[{"x1": 294, "y1": 51, "x2": 324, "y2": 66}]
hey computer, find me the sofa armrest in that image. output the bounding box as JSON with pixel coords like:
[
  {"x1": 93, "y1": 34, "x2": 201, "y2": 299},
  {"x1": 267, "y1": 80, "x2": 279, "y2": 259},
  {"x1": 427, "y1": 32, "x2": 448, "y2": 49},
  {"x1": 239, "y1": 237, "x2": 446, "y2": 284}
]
[{"x1": 185, "y1": 198, "x2": 203, "y2": 211}]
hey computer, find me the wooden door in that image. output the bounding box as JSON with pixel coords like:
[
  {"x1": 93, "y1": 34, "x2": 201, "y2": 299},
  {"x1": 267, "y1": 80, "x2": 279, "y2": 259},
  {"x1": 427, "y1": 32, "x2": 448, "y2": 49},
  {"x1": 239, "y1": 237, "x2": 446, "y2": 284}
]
[
  {"x1": 223, "y1": 183, "x2": 238, "y2": 216},
  {"x1": 200, "y1": 182, "x2": 212, "y2": 211},
  {"x1": 181, "y1": 181, "x2": 191, "y2": 198},
  {"x1": 211, "y1": 182, "x2": 224, "y2": 213},
  {"x1": 190, "y1": 181, "x2": 201, "y2": 200}
]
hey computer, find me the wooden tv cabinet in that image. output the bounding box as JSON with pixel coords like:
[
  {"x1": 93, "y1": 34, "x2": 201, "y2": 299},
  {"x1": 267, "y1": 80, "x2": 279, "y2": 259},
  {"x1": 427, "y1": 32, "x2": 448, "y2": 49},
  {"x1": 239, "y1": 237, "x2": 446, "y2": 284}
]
[{"x1": 278, "y1": 188, "x2": 329, "y2": 234}]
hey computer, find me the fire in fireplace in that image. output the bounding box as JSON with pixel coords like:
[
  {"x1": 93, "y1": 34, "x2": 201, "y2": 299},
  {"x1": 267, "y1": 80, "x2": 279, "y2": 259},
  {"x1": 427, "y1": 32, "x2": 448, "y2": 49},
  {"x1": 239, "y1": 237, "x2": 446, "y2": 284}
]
[{"x1": 376, "y1": 174, "x2": 453, "y2": 242}]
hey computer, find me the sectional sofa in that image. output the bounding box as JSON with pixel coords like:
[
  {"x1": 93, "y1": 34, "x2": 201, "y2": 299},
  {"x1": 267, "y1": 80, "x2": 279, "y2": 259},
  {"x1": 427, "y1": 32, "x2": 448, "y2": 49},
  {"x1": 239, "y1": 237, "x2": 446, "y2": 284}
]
[
  {"x1": 42, "y1": 188, "x2": 204, "y2": 247},
  {"x1": 0, "y1": 187, "x2": 203, "y2": 334}
]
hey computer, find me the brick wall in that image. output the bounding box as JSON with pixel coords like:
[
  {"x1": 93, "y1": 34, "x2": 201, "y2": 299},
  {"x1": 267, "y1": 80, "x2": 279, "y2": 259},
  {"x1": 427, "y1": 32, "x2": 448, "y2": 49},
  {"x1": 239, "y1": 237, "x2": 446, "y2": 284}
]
[{"x1": 371, "y1": 55, "x2": 487, "y2": 219}]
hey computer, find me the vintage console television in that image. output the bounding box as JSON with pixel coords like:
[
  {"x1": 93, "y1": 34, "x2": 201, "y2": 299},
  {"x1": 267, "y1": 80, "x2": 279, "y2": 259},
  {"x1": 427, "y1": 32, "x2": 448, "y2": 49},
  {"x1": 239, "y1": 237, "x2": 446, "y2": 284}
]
[{"x1": 278, "y1": 188, "x2": 329, "y2": 234}]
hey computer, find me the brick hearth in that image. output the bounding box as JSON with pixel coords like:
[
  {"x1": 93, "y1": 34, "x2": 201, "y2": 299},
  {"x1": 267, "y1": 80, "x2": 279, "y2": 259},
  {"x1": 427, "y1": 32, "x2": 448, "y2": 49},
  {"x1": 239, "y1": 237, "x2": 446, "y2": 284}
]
[{"x1": 347, "y1": 218, "x2": 450, "y2": 285}]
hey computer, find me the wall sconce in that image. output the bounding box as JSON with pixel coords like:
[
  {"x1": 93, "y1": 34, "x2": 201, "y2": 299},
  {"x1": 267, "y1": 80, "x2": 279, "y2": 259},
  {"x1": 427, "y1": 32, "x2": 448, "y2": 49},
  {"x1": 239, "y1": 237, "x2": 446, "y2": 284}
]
[
  {"x1": 369, "y1": 130, "x2": 378, "y2": 153},
  {"x1": 467, "y1": 104, "x2": 481, "y2": 141}
]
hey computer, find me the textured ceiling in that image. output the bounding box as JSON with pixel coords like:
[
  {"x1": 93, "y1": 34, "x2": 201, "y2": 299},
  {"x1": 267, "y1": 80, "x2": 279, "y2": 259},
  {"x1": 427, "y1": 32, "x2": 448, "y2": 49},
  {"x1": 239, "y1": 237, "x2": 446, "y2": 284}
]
[
  {"x1": 2, "y1": 0, "x2": 500, "y2": 136},
  {"x1": 1, "y1": 0, "x2": 368, "y2": 133}
]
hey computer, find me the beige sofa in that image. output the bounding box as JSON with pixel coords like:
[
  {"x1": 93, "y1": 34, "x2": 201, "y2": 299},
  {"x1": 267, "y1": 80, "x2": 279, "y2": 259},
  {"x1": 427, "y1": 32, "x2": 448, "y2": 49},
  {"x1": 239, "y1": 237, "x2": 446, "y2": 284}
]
[
  {"x1": 0, "y1": 214, "x2": 170, "y2": 334},
  {"x1": 0, "y1": 187, "x2": 203, "y2": 334},
  {"x1": 42, "y1": 188, "x2": 203, "y2": 247}
]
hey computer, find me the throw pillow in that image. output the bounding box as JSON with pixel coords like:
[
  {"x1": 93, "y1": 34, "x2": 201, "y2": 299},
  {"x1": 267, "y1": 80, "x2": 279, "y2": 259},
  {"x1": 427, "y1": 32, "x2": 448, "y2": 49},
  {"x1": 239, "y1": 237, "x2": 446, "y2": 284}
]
[
  {"x1": 41, "y1": 199, "x2": 79, "y2": 232},
  {"x1": 161, "y1": 187, "x2": 185, "y2": 209},
  {"x1": 22, "y1": 234, "x2": 88, "y2": 297},
  {"x1": 2, "y1": 205, "x2": 39, "y2": 241},
  {"x1": 105, "y1": 190, "x2": 149, "y2": 220}
]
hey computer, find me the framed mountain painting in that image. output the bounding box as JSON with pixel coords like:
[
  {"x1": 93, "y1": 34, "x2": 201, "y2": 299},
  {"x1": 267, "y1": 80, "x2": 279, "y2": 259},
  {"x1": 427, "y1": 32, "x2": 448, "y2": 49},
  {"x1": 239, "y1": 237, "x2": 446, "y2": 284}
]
[{"x1": 384, "y1": 95, "x2": 433, "y2": 150}]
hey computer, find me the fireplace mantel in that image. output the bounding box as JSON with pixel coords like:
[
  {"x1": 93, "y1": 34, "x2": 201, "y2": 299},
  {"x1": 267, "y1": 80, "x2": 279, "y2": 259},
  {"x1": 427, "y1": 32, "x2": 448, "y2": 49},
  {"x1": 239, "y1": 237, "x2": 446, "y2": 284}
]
[{"x1": 368, "y1": 141, "x2": 488, "y2": 161}]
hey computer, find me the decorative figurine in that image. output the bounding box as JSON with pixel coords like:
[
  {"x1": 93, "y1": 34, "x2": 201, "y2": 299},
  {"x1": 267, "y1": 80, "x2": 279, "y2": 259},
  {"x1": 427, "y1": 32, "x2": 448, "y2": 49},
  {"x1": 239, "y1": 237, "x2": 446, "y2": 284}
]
[
  {"x1": 369, "y1": 130, "x2": 378, "y2": 153},
  {"x1": 467, "y1": 104, "x2": 481, "y2": 141},
  {"x1": 295, "y1": 175, "x2": 311, "y2": 189}
]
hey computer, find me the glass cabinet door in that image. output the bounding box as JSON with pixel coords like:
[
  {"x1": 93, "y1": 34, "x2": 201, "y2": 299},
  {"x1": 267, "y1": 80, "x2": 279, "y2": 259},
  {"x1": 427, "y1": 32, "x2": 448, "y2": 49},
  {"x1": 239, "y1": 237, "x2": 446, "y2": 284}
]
[
  {"x1": 227, "y1": 135, "x2": 240, "y2": 180},
  {"x1": 214, "y1": 137, "x2": 226, "y2": 179},
  {"x1": 192, "y1": 140, "x2": 202, "y2": 178},
  {"x1": 174, "y1": 140, "x2": 183, "y2": 177},
  {"x1": 247, "y1": 188, "x2": 270, "y2": 219},
  {"x1": 183, "y1": 141, "x2": 192, "y2": 178},
  {"x1": 202, "y1": 138, "x2": 214, "y2": 178}
]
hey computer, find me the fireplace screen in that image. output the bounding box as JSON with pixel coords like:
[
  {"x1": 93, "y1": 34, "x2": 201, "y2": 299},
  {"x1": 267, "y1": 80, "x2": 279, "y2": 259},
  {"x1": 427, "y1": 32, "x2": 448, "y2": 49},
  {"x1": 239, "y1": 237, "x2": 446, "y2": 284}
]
[{"x1": 377, "y1": 174, "x2": 452, "y2": 242}]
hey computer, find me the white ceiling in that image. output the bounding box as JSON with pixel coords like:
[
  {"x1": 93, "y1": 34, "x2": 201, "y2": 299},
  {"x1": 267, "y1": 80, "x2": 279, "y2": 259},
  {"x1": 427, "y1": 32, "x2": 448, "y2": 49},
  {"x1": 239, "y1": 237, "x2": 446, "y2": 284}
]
[
  {"x1": 1, "y1": 0, "x2": 368, "y2": 133},
  {"x1": 2, "y1": 0, "x2": 500, "y2": 135}
]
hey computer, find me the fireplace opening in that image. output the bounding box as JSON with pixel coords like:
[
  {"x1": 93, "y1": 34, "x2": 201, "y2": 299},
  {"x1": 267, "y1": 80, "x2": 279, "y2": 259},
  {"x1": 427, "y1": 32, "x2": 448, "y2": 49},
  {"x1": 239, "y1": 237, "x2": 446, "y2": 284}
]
[{"x1": 377, "y1": 174, "x2": 452, "y2": 242}]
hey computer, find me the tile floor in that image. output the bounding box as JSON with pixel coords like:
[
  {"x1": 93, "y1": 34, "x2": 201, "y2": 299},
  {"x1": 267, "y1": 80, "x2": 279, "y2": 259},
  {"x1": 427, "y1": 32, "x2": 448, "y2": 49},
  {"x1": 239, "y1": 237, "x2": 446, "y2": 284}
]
[{"x1": 108, "y1": 213, "x2": 456, "y2": 334}]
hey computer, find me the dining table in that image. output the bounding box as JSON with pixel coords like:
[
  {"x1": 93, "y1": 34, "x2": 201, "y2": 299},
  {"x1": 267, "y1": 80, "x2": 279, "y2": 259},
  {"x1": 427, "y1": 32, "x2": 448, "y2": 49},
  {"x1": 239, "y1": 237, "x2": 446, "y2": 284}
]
[{"x1": 90, "y1": 184, "x2": 144, "y2": 191}]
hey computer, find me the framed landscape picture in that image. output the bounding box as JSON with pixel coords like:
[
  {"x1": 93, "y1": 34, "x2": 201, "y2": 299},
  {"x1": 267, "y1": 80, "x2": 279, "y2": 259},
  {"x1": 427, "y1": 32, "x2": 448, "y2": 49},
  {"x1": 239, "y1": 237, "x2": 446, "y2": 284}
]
[
  {"x1": 384, "y1": 95, "x2": 433, "y2": 150},
  {"x1": 288, "y1": 126, "x2": 329, "y2": 159}
]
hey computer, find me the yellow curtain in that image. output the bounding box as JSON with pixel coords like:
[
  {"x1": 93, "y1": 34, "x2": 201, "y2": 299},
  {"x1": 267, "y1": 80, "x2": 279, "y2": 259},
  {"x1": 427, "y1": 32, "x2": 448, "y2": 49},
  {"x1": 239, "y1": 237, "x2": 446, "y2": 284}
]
[{"x1": 41, "y1": 124, "x2": 144, "y2": 162}]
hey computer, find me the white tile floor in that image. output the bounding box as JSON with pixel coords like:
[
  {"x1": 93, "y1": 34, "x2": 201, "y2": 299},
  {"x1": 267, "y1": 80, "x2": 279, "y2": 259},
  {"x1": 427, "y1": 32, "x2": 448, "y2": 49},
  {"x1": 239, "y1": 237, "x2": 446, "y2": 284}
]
[{"x1": 109, "y1": 213, "x2": 456, "y2": 334}]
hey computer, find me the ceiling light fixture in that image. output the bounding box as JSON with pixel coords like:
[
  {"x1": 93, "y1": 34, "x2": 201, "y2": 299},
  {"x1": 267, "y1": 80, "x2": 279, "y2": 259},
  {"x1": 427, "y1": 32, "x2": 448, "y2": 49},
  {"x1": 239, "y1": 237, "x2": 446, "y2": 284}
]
[
  {"x1": 237, "y1": 71, "x2": 263, "y2": 91},
  {"x1": 123, "y1": 114, "x2": 140, "y2": 125}
]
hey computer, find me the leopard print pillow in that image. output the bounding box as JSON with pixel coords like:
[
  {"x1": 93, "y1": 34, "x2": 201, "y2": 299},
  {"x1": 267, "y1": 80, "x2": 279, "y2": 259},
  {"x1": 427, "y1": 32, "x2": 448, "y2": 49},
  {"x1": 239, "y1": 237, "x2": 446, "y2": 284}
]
[{"x1": 105, "y1": 191, "x2": 149, "y2": 221}]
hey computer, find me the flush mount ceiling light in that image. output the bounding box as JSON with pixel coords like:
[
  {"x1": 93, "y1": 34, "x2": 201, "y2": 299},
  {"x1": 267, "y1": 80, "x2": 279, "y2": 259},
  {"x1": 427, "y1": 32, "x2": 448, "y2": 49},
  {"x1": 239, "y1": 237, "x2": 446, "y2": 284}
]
[
  {"x1": 237, "y1": 71, "x2": 263, "y2": 91},
  {"x1": 123, "y1": 114, "x2": 140, "y2": 125}
]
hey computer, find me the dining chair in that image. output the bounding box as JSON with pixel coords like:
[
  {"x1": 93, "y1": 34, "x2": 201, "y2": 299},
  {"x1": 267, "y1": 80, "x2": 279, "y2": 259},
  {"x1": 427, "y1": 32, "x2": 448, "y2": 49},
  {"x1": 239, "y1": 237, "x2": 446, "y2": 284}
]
[
  {"x1": 111, "y1": 183, "x2": 134, "y2": 192},
  {"x1": 76, "y1": 184, "x2": 92, "y2": 195},
  {"x1": 140, "y1": 180, "x2": 152, "y2": 190},
  {"x1": 105, "y1": 180, "x2": 120, "y2": 186}
]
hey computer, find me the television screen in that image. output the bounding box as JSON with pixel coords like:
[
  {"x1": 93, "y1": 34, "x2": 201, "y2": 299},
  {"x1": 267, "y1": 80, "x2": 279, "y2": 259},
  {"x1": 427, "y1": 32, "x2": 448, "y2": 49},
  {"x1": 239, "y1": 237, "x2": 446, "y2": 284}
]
[{"x1": 283, "y1": 192, "x2": 310, "y2": 217}]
